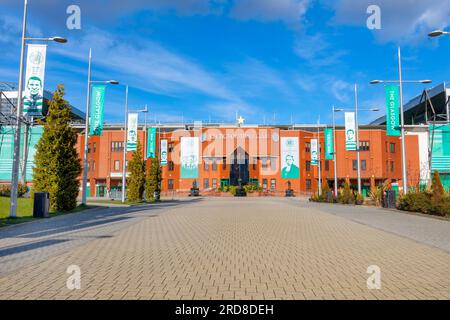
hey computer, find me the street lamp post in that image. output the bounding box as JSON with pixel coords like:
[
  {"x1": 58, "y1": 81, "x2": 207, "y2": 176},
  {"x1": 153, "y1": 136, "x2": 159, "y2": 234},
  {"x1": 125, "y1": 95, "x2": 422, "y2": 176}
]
[
  {"x1": 317, "y1": 121, "x2": 322, "y2": 196},
  {"x1": 136, "y1": 105, "x2": 149, "y2": 160},
  {"x1": 121, "y1": 85, "x2": 129, "y2": 203},
  {"x1": 428, "y1": 30, "x2": 450, "y2": 121},
  {"x1": 370, "y1": 47, "x2": 432, "y2": 194},
  {"x1": 10, "y1": 0, "x2": 68, "y2": 218},
  {"x1": 354, "y1": 84, "x2": 362, "y2": 194},
  {"x1": 80, "y1": 48, "x2": 119, "y2": 206},
  {"x1": 332, "y1": 106, "x2": 344, "y2": 196}
]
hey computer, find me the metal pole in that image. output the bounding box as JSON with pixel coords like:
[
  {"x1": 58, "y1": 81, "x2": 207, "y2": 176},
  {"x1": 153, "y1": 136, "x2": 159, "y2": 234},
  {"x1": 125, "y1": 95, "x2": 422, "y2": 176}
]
[
  {"x1": 332, "y1": 106, "x2": 338, "y2": 196},
  {"x1": 355, "y1": 84, "x2": 362, "y2": 194},
  {"x1": 144, "y1": 104, "x2": 147, "y2": 160},
  {"x1": 317, "y1": 120, "x2": 322, "y2": 196},
  {"x1": 398, "y1": 47, "x2": 408, "y2": 194},
  {"x1": 121, "y1": 85, "x2": 129, "y2": 203},
  {"x1": 445, "y1": 81, "x2": 450, "y2": 122},
  {"x1": 10, "y1": 0, "x2": 28, "y2": 218},
  {"x1": 81, "y1": 48, "x2": 92, "y2": 205},
  {"x1": 21, "y1": 120, "x2": 30, "y2": 184}
]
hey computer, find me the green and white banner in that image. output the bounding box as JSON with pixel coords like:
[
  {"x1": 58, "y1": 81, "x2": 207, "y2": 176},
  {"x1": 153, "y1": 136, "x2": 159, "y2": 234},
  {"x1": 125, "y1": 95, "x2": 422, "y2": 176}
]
[
  {"x1": 89, "y1": 86, "x2": 106, "y2": 136},
  {"x1": 385, "y1": 85, "x2": 401, "y2": 137},
  {"x1": 311, "y1": 139, "x2": 318, "y2": 166},
  {"x1": 23, "y1": 44, "x2": 47, "y2": 116},
  {"x1": 345, "y1": 112, "x2": 357, "y2": 151},
  {"x1": 160, "y1": 139, "x2": 168, "y2": 166},
  {"x1": 147, "y1": 127, "x2": 157, "y2": 158},
  {"x1": 281, "y1": 137, "x2": 300, "y2": 179},
  {"x1": 324, "y1": 128, "x2": 334, "y2": 160},
  {"x1": 127, "y1": 113, "x2": 138, "y2": 152},
  {"x1": 181, "y1": 137, "x2": 199, "y2": 179}
]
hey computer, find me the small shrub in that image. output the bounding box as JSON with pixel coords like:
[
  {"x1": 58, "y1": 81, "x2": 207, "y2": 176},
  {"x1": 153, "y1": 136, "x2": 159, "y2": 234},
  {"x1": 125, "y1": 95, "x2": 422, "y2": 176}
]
[
  {"x1": 338, "y1": 183, "x2": 354, "y2": 204},
  {"x1": 228, "y1": 186, "x2": 237, "y2": 196},
  {"x1": 369, "y1": 184, "x2": 387, "y2": 207},
  {"x1": 0, "y1": 184, "x2": 28, "y2": 197},
  {"x1": 244, "y1": 184, "x2": 261, "y2": 194},
  {"x1": 398, "y1": 191, "x2": 432, "y2": 214},
  {"x1": 355, "y1": 192, "x2": 364, "y2": 205}
]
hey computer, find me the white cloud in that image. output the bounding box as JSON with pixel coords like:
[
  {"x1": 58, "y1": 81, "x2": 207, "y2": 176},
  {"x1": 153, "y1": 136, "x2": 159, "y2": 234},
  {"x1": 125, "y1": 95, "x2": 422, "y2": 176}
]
[
  {"x1": 294, "y1": 33, "x2": 348, "y2": 66},
  {"x1": 331, "y1": 79, "x2": 353, "y2": 102},
  {"x1": 230, "y1": 0, "x2": 310, "y2": 25},
  {"x1": 50, "y1": 27, "x2": 238, "y2": 102},
  {"x1": 329, "y1": 0, "x2": 450, "y2": 43},
  {"x1": 224, "y1": 58, "x2": 294, "y2": 98}
]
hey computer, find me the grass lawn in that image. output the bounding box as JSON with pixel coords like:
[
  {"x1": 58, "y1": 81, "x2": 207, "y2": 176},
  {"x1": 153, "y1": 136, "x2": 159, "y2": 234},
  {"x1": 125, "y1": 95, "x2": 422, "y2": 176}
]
[{"x1": 0, "y1": 197, "x2": 91, "y2": 228}]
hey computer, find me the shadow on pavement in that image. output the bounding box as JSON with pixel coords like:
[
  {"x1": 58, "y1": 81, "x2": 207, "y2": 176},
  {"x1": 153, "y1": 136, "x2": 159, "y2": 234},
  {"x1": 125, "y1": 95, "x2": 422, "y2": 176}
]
[{"x1": 0, "y1": 198, "x2": 204, "y2": 240}]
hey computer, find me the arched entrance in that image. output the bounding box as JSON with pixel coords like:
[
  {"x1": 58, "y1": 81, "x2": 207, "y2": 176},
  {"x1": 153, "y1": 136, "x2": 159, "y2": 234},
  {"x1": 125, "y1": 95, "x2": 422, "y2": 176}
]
[{"x1": 229, "y1": 147, "x2": 249, "y2": 186}]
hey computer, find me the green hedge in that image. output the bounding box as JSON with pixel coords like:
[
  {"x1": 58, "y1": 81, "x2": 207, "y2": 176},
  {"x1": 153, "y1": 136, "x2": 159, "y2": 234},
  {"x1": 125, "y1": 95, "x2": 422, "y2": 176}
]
[{"x1": 0, "y1": 184, "x2": 28, "y2": 198}]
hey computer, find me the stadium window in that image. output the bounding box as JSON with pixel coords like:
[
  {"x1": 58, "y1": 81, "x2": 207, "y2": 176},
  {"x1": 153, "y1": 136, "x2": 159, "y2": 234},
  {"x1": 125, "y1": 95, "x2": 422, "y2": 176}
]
[
  {"x1": 270, "y1": 179, "x2": 276, "y2": 190},
  {"x1": 306, "y1": 179, "x2": 312, "y2": 190},
  {"x1": 305, "y1": 161, "x2": 311, "y2": 172},
  {"x1": 305, "y1": 142, "x2": 311, "y2": 153},
  {"x1": 390, "y1": 143, "x2": 396, "y2": 153},
  {"x1": 114, "y1": 160, "x2": 120, "y2": 171},
  {"x1": 359, "y1": 141, "x2": 370, "y2": 151}
]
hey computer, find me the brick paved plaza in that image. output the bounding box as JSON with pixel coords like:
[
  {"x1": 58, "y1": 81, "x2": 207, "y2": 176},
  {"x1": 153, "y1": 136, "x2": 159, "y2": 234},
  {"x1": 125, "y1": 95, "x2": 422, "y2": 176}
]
[{"x1": 0, "y1": 198, "x2": 449, "y2": 300}]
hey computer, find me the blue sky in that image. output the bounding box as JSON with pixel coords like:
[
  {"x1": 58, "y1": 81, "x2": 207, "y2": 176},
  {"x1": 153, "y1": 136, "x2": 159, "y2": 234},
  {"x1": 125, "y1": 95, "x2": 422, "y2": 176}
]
[{"x1": 1, "y1": 0, "x2": 450, "y2": 125}]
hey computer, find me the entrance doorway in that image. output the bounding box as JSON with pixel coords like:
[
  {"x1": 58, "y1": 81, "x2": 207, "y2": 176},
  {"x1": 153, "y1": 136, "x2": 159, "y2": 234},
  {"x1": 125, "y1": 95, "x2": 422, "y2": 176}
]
[{"x1": 229, "y1": 147, "x2": 249, "y2": 186}]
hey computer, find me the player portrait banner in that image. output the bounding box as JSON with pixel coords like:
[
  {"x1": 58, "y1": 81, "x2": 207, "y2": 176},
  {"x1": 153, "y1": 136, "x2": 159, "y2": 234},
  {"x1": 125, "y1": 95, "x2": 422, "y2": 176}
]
[
  {"x1": 324, "y1": 128, "x2": 334, "y2": 160},
  {"x1": 311, "y1": 139, "x2": 318, "y2": 166},
  {"x1": 127, "y1": 113, "x2": 138, "y2": 152},
  {"x1": 180, "y1": 137, "x2": 199, "y2": 179},
  {"x1": 280, "y1": 137, "x2": 300, "y2": 179},
  {"x1": 147, "y1": 127, "x2": 157, "y2": 158},
  {"x1": 23, "y1": 44, "x2": 47, "y2": 116},
  {"x1": 89, "y1": 86, "x2": 106, "y2": 136},
  {"x1": 385, "y1": 85, "x2": 401, "y2": 137},
  {"x1": 160, "y1": 139, "x2": 168, "y2": 166},
  {"x1": 345, "y1": 112, "x2": 357, "y2": 151}
]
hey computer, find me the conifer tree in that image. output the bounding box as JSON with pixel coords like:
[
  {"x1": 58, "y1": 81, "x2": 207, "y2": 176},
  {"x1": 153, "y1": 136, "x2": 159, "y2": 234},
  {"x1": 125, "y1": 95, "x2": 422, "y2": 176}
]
[
  {"x1": 127, "y1": 139, "x2": 146, "y2": 202},
  {"x1": 146, "y1": 158, "x2": 162, "y2": 201},
  {"x1": 33, "y1": 85, "x2": 81, "y2": 211},
  {"x1": 431, "y1": 170, "x2": 445, "y2": 201}
]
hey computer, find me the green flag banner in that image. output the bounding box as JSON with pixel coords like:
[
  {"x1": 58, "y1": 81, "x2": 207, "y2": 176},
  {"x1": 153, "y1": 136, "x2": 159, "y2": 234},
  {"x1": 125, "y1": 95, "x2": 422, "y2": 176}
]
[
  {"x1": 281, "y1": 137, "x2": 300, "y2": 179},
  {"x1": 345, "y1": 112, "x2": 357, "y2": 151},
  {"x1": 311, "y1": 139, "x2": 318, "y2": 166},
  {"x1": 89, "y1": 86, "x2": 106, "y2": 136},
  {"x1": 147, "y1": 127, "x2": 157, "y2": 158},
  {"x1": 160, "y1": 139, "x2": 168, "y2": 166},
  {"x1": 181, "y1": 137, "x2": 199, "y2": 179},
  {"x1": 127, "y1": 113, "x2": 138, "y2": 152},
  {"x1": 385, "y1": 85, "x2": 401, "y2": 137},
  {"x1": 324, "y1": 128, "x2": 334, "y2": 160},
  {"x1": 23, "y1": 44, "x2": 47, "y2": 117}
]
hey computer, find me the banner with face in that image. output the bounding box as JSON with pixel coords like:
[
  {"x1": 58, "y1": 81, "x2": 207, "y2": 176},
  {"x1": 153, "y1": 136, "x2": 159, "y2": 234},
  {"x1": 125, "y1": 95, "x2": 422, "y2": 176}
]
[
  {"x1": 23, "y1": 44, "x2": 47, "y2": 116},
  {"x1": 127, "y1": 113, "x2": 138, "y2": 151},
  {"x1": 281, "y1": 137, "x2": 300, "y2": 179}
]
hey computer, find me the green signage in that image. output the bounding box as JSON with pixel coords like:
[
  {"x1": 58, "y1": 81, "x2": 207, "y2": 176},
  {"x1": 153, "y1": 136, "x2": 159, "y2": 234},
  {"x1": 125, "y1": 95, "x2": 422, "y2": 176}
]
[
  {"x1": 324, "y1": 128, "x2": 334, "y2": 160},
  {"x1": 430, "y1": 123, "x2": 450, "y2": 173},
  {"x1": 147, "y1": 127, "x2": 157, "y2": 158},
  {"x1": 0, "y1": 126, "x2": 43, "y2": 181},
  {"x1": 181, "y1": 137, "x2": 199, "y2": 179},
  {"x1": 89, "y1": 85, "x2": 106, "y2": 136},
  {"x1": 385, "y1": 85, "x2": 400, "y2": 137}
]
